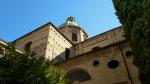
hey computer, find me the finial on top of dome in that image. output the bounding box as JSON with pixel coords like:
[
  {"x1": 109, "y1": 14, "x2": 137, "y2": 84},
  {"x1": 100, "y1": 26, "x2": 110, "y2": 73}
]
[{"x1": 67, "y1": 16, "x2": 75, "y2": 22}]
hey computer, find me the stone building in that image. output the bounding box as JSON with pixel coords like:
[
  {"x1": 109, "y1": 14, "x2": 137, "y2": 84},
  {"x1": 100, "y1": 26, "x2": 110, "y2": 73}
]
[{"x1": 14, "y1": 17, "x2": 141, "y2": 84}]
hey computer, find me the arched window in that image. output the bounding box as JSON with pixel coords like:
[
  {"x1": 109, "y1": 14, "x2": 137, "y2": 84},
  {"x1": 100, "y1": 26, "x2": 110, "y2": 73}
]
[
  {"x1": 72, "y1": 33, "x2": 78, "y2": 42},
  {"x1": 65, "y1": 69, "x2": 91, "y2": 84}
]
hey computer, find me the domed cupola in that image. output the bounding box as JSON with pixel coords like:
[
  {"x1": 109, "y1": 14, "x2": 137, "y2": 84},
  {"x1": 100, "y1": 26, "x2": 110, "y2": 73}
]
[
  {"x1": 59, "y1": 16, "x2": 80, "y2": 28},
  {"x1": 59, "y1": 16, "x2": 88, "y2": 44}
]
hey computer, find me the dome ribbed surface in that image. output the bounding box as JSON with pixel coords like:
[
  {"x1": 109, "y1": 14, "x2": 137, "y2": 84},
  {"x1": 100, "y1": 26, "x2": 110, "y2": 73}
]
[{"x1": 58, "y1": 21, "x2": 80, "y2": 28}]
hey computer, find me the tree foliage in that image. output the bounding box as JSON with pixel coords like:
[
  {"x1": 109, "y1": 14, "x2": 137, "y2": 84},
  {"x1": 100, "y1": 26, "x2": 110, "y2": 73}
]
[
  {"x1": 0, "y1": 43, "x2": 66, "y2": 84},
  {"x1": 112, "y1": 0, "x2": 150, "y2": 84}
]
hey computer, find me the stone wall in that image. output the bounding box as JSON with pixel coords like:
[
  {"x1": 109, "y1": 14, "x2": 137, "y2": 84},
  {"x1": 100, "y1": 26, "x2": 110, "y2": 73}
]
[
  {"x1": 15, "y1": 23, "x2": 72, "y2": 61},
  {"x1": 74, "y1": 27, "x2": 125, "y2": 57},
  {"x1": 57, "y1": 41, "x2": 141, "y2": 84}
]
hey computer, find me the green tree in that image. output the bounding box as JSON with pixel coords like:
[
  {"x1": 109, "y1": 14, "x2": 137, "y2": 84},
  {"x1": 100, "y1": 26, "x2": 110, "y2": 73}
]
[
  {"x1": 0, "y1": 43, "x2": 66, "y2": 84},
  {"x1": 112, "y1": 0, "x2": 150, "y2": 84}
]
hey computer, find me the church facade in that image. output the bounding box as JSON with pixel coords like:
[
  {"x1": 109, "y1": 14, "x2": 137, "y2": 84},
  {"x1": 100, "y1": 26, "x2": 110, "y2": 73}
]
[{"x1": 14, "y1": 17, "x2": 141, "y2": 84}]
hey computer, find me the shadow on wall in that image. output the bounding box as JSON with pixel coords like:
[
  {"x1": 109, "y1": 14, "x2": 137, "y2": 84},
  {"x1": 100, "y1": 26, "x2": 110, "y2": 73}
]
[{"x1": 51, "y1": 46, "x2": 75, "y2": 64}]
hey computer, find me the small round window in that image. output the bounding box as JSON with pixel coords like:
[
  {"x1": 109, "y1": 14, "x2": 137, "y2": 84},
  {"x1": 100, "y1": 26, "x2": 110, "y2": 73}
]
[
  {"x1": 93, "y1": 60, "x2": 99, "y2": 67},
  {"x1": 107, "y1": 60, "x2": 119, "y2": 69},
  {"x1": 125, "y1": 51, "x2": 132, "y2": 57}
]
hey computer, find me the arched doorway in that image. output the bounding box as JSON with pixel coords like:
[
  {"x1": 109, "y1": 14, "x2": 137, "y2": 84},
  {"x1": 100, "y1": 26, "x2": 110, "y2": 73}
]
[{"x1": 65, "y1": 68, "x2": 91, "y2": 84}]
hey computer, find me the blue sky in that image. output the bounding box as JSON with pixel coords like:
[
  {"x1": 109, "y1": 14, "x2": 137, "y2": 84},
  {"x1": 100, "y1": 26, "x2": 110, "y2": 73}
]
[{"x1": 0, "y1": 0, "x2": 121, "y2": 42}]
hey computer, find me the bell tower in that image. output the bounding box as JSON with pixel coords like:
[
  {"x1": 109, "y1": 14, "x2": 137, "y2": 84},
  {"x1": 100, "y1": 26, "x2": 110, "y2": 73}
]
[{"x1": 59, "y1": 16, "x2": 88, "y2": 44}]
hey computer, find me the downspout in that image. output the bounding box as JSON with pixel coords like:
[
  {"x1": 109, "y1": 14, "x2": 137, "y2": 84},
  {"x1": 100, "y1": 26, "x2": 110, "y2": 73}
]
[
  {"x1": 118, "y1": 40, "x2": 134, "y2": 84},
  {"x1": 112, "y1": 31, "x2": 134, "y2": 84}
]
